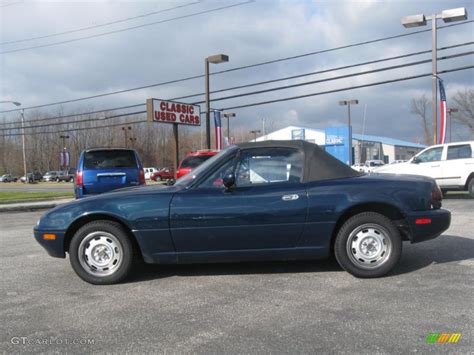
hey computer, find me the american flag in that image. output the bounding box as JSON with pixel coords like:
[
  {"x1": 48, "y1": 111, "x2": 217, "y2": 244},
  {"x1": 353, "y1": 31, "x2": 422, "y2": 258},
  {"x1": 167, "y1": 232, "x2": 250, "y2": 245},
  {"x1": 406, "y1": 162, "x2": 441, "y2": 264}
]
[
  {"x1": 214, "y1": 110, "x2": 223, "y2": 150},
  {"x1": 438, "y1": 79, "x2": 447, "y2": 144}
]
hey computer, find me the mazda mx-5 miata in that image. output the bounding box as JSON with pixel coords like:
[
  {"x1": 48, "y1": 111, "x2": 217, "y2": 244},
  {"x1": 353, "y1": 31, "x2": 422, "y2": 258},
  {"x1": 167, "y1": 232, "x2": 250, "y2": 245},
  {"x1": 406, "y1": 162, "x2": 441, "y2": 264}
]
[{"x1": 34, "y1": 141, "x2": 451, "y2": 284}]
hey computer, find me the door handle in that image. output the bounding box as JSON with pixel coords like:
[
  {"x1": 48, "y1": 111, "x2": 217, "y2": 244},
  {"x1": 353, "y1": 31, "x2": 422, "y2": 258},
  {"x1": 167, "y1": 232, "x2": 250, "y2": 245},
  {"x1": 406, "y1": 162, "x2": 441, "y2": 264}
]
[
  {"x1": 431, "y1": 164, "x2": 440, "y2": 167},
  {"x1": 282, "y1": 194, "x2": 299, "y2": 201}
]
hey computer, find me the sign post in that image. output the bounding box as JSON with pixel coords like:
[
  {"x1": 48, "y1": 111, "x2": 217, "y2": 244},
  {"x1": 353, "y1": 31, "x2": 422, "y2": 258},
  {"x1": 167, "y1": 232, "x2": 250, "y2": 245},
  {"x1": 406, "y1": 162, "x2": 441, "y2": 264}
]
[{"x1": 146, "y1": 98, "x2": 201, "y2": 178}]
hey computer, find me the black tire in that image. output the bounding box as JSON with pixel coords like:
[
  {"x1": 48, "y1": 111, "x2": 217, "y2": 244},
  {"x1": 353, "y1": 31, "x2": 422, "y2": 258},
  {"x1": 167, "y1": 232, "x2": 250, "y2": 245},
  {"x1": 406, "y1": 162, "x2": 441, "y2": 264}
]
[
  {"x1": 69, "y1": 220, "x2": 134, "y2": 285},
  {"x1": 334, "y1": 212, "x2": 402, "y2": 278},
  {"x1": 468, "y1": 178, "x2": 474, "y2": 198}
]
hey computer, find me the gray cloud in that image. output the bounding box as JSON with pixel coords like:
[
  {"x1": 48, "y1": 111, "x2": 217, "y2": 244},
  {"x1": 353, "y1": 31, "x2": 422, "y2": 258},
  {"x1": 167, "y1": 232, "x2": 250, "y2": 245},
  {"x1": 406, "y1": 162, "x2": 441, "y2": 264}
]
[{"x1": 1, "y1": 0, "x2": 473, "y2": 142}]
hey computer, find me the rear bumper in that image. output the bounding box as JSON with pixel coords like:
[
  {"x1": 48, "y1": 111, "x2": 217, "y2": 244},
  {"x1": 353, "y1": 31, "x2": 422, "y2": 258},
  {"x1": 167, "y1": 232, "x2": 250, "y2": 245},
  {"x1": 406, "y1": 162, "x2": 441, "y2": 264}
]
[
  {"x1": 33, "y1": 228, "x2": 66, "y2": 258},
  {"x1": 406, "y1": 209, "x2": 451, "y2": 243}
]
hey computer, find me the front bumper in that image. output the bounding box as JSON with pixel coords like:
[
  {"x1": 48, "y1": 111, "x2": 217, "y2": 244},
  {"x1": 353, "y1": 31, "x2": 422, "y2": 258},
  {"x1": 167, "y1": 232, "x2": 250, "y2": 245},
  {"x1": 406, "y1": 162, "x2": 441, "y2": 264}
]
[
  {"x1": 33, "y1": 228, "x2": 66, "y2": 258},
  {"x1": 406, "y1": 209, "x2": 451, "y2": 243}
]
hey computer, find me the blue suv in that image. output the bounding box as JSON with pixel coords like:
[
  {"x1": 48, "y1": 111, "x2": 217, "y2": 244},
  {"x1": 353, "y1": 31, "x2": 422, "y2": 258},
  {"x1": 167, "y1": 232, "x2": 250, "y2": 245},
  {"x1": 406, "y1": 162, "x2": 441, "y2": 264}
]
[{"x1": 75, "y1": 148, "x2": 145, "y2": 199}]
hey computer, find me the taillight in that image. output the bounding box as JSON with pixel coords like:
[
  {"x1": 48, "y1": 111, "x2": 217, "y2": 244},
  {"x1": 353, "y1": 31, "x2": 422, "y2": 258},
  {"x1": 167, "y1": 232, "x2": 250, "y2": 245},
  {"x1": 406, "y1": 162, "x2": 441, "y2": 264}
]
[
  {"x1": 431, "y1": 185, "x2": 442, "y2": 209},
  {"x1": 75, "y1": 171, "x2": 83, "y2": 187},
  {"x1": 139, "y1": 169, "x2": 146, "y2": 185}
]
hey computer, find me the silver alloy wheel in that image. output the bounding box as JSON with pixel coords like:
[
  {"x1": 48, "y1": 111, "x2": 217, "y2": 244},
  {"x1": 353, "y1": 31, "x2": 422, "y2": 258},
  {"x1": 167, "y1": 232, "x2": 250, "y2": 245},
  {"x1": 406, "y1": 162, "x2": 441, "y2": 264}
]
[
  {"x1": 78, "y1": 231, "x2": 123, "y2": 277},
  {"x1": 346, "y1": 223, "x2": 392, "y2": 269}
]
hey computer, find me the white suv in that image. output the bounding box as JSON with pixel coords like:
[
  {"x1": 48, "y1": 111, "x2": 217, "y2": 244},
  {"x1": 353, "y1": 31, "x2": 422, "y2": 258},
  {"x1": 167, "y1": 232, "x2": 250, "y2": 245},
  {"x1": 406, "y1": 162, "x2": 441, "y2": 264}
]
[{"x1": 374, "y1": 141, "x2": 474, "y2": 197}]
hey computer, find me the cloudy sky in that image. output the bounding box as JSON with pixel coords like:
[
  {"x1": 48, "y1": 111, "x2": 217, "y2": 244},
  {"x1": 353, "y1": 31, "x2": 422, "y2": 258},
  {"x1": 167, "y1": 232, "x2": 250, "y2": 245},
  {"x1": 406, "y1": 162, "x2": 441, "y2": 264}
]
[{"x1": 1, "y1": 0, "x2": 473, "y2": 143}]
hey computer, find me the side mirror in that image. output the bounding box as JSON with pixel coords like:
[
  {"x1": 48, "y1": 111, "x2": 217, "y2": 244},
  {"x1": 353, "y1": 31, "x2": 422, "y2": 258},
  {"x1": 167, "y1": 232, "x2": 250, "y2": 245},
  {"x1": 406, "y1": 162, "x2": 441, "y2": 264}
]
[
  {"x1": 412, "y1": 157, "x2": 420, "y2": 164},
  {"x1": 222, "y1": 173, "x2": 235, "y2": 191}
]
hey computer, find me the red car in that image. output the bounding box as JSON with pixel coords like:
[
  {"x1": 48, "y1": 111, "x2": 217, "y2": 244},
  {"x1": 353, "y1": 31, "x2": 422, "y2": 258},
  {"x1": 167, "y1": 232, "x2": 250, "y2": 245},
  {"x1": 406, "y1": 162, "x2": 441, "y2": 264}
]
[
  {"x1": 151, "y1": 168, "x2": 175, "y2": 181},
  {"x1": 177, "y1": 150, "x2": 218, "y2": 179}
]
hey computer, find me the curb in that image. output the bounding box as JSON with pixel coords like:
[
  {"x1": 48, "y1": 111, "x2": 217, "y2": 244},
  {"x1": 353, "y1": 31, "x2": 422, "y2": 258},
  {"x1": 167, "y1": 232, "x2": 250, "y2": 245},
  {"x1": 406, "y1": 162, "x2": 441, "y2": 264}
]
[{"x1": 0, "y1": 199, "x2": 73, "y2": 213}]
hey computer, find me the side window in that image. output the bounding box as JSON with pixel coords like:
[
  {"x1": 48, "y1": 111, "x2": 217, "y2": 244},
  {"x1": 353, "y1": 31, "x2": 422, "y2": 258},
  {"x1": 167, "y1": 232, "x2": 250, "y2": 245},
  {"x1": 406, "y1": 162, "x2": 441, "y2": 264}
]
[
  {"x1": 447, "y1": 145, "x2": 472, "y2": 160},
  {"x1": 416, "y1": 147, "x2": 443, "y2": 163},
  {"x1": 235, "y1": 148, "x2": 303, "y2": 187},
  {"x1": 199, "y1": 158, "x2": 236, "y2": 188}
]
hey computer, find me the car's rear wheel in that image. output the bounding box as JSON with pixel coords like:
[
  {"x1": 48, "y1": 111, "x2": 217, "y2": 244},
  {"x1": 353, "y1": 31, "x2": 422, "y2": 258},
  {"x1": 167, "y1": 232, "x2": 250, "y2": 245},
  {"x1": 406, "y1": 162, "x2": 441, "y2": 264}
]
[
  {"x1": 334, "y1": 212, "x2": 402, "y2": 278},
  {"x1": 468, "y1": 178, "x2": 474, "y2": 198},
  {"x1": 69, "y1": 221, "x2": 134, "y2": 285}
]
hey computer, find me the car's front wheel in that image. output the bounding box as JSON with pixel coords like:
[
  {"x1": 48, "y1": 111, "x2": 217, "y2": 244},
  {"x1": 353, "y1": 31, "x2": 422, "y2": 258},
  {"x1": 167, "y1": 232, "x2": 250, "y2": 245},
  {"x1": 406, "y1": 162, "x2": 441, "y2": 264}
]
[
  {"x1": 69, "y1": 221, "x2": 134, "y2": 285},
  {"x1": 334, "y1": 212, "x2": 402, "y2": 278}
]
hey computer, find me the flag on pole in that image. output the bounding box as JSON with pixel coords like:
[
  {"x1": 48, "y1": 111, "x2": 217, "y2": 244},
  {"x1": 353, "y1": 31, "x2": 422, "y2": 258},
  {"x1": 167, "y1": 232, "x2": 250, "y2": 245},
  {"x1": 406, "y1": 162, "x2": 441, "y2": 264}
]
[
  {"x1": 60, "y1": 149, "x2": 70, "y2": 168},
  {"x1": 438, "y1": 79, "x2": 447, "y2": 145},
  {"x1": 214, "y1": 111, "x2": 222, "y2": 150}
]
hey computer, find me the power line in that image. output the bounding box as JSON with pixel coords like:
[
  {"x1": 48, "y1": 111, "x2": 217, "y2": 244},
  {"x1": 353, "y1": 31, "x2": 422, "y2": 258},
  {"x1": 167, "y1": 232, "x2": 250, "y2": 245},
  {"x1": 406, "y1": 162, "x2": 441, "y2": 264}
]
[
  {"x1": 0, "y1": 1, "x2": 254, "y2": 55},
  {"x1": 0, "y1": 2, "x2": 200, "y2": 45},
  {"x1": 0, "y1": 0, "x2": 23, "y2": 8},
  {"x1": 1, "y1": 46, "x2": 472, "y2": 130},
  {"x1": 2, "y1": 47, "x2": 471, "y2": 130},
  {"x1": 2, "y1": 64, "x2": 472, "y2": 137},
  {"x1": 1, "y1": 19, "x2": 471, "y2": 114},
  {"x1": 219, "y1": 65, "x2": 474, "y2": 111}
]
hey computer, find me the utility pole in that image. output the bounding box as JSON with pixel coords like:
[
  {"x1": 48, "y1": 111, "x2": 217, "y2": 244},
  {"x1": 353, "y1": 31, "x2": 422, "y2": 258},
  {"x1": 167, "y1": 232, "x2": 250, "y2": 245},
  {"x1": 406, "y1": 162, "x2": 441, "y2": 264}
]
[{"x1": 262, "y1": 117, "x2": 266, "y2": 136}]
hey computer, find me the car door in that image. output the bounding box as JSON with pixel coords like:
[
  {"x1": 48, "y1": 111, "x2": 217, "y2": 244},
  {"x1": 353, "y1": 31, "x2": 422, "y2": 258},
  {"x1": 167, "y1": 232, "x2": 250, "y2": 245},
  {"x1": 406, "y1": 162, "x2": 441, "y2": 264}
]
[
  {"x1": 169, "y1": 147, "x2": 308, "y2": 252},
  {"x1": 441, "y1": 143, "x2": 473, "y2": 187},
  {"x1": 411, "y1": 146, "x2": 444, "y2": 182}
]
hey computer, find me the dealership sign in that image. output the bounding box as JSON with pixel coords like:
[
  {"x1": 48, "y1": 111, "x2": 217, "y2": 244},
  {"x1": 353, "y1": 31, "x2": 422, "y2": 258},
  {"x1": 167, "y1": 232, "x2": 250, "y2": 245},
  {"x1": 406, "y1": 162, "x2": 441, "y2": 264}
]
[
  {"x1": 324, "y1": 126, "x2": 352, "y2": 165},
  {"x1": 146, "y1": 99, "x2": 201, "y2": 126}
]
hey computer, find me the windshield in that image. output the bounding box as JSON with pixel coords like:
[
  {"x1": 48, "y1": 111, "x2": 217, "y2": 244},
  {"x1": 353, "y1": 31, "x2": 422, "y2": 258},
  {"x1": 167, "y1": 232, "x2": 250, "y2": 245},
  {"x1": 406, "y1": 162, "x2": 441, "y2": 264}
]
[
  {"x1": 175, "y1": 146, "x2": 237, "y2": 187},
  {"x1": 180, "y1": 155, "x2": 213, "y2": 169},
  {"x1": 84, "y1": 150, "x2": 137, "y2": 169}
]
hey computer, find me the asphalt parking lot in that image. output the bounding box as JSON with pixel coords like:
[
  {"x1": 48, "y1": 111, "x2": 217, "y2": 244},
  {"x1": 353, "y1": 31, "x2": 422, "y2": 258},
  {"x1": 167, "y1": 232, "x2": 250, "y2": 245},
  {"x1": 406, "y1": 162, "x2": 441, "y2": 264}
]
[{"x1": 0, "y1": 198, "x2": 473, "y2": 353}]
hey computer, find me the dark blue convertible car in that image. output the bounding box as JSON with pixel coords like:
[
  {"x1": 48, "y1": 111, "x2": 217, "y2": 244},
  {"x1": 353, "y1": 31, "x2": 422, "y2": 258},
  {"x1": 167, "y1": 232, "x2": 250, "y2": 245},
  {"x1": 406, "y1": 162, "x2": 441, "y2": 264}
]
[{"x1": 34, "y1": 141, "x2": 451, "y2": 284}]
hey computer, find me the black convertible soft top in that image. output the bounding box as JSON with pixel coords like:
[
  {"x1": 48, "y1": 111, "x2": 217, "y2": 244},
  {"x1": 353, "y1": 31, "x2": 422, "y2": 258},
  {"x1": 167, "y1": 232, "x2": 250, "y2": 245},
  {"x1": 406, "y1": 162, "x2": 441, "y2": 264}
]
[{"x1": 237, "y1": 140, "x2": 361, "y2": 182}]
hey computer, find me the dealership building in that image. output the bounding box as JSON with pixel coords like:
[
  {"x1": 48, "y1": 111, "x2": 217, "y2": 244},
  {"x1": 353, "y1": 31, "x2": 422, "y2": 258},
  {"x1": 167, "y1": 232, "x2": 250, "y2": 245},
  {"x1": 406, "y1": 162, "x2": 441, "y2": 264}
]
[{"x1": 254, "y1": 126, "x2": 426, "y2": 164}]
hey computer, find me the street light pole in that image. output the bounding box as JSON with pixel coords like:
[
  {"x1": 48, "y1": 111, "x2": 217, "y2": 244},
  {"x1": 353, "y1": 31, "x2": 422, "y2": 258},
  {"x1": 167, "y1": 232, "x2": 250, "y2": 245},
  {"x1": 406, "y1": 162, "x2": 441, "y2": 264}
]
[
  {"x1": 339, "y1": 100, "x2": 358, "y2": 166},
  {"x1": 447, "y1": 108, "x2": 458, "y2": 142},
  {"x1": 20, "y1": 109, "x2": 27, "y2": 180},
  {"x1": 402, "y1": 7, "x2": 467, "y2": 145},
  {"x1": 0, "y1": 101, "x2": 26, "y2": 179},
  {"x1": 250, "y1": 129, "x2": 261, "y2": 142},
  {"x1": 205, "y1": 54, "x2": 229, "y2": 149},
  {"x1": 223, "y1": 112, "x2": 236, "y2": 144}
]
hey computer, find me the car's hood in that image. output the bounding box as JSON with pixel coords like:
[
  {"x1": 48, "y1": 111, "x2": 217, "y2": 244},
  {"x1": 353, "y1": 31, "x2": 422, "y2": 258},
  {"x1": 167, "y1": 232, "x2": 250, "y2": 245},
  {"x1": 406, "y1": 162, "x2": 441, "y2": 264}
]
[{"x1": 37, "y1": 184, "x2": 184, "y2": 230}]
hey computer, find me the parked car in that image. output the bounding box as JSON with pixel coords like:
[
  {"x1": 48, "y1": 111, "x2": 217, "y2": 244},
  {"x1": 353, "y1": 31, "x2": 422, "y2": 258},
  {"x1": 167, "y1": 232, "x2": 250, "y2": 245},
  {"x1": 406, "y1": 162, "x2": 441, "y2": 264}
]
[
  {"x1": 43, "y1": 171, "x2": 61, "y2": 182},
  {"x1": 144, "y1": 167, "x2": 159, "y2": 180},
  {"x1": 34, "y1": 140, "x2": 450, "y2": 285},
  {"x1": 351, "y1": 163, "x2": 365, "y2": 172},
  {"x1": 390, "y1": 160, "x2": 406, "y2": 164},
  {"x1": 0, "y1": 174, "x2": 17, "y2": 182},
  {"x1": 151, "y1": 168, "x2": 174, "y2": 181},
  {"x1": 362, "y1": 160, "x2": 385, "y2": 173},
  {"x1": 374, "y1": 141, "x2": 474, "y2": 197},
  {"x1": 74, "y1": 148, "x2": 145, "y2": 199},
  {"x1": 57, "y1": 168, "x2": 77, "y2": 182},
  {"x1": 177, "y1": 150, "x2": 218, "y2": 179},
  {"x1": 20, "y1": 171, "x2": 43, "y2": 183}
]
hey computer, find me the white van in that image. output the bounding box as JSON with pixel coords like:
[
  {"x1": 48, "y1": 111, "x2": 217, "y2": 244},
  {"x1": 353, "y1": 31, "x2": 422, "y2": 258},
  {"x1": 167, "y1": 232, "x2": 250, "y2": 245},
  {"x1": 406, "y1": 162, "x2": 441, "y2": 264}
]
[{"x1": 374, "y1": 141, "x2": 474, "y2": 197}]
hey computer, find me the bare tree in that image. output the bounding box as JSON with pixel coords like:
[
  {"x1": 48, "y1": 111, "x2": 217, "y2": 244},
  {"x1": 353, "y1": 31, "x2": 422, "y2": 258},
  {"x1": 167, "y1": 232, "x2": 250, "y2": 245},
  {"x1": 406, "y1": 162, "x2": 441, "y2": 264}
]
[
  {"x1": 451, "y1": 88, "x2": 474, "y2": 135},
  {"x1": 410, "y1": 95, "x2": 432, "y2": 145}
]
